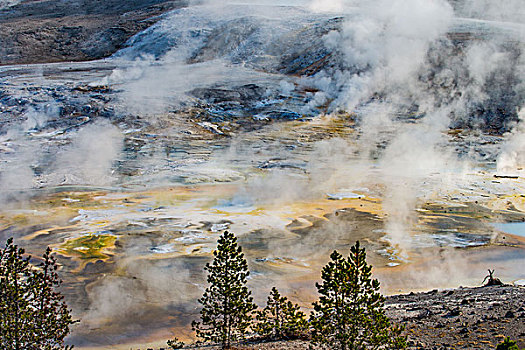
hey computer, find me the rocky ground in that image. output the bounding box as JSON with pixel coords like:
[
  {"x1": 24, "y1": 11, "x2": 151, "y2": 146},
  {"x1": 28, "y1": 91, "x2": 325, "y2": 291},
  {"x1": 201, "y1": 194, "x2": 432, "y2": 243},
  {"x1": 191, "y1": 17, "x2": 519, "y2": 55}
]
[
  {"x1": 0, "y1": 0, "x2": 186, "y2": 65},
  {"x1": 146, "y1": 285, "x2": 524, "y2": 350},
  {"x1": 388, "y1": 285, "x2": 525, "y2": 349}
]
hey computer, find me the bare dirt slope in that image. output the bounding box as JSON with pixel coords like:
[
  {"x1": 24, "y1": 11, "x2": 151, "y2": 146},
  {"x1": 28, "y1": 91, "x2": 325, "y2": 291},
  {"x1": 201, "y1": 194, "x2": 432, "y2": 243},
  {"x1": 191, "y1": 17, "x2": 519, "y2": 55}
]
[{"x1": 0, "y1": 0, "x2": 186, "y2": 65}]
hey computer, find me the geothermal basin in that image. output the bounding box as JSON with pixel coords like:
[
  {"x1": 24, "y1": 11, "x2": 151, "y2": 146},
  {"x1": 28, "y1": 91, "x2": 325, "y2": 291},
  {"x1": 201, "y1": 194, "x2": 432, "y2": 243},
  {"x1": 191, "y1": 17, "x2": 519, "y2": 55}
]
[{"x1": 1, "y1": 0, "x2": 525, "y2": 348}]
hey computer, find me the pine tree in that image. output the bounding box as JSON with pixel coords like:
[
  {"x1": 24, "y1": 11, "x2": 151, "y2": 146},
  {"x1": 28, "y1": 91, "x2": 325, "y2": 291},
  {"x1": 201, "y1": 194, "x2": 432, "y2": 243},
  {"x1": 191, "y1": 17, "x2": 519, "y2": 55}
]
[
  {"x1": 0, "y1": 238, "x2": 77, "y2": 350},
  {"x1": 254, "y1": 287, "x2": 308, "y2": 340},
  {"x1": 310, "y1": 241, "x2": 406, "y2": 350},
  {"x1": 0, "y1": 238, "x2": 33, "y2": 349},
  {"x1": 30, "y1": 247, "x2": 77, "y2": 349},
  {"x1": 192, "y1": 231, "x2": 256, "y2": 349}
]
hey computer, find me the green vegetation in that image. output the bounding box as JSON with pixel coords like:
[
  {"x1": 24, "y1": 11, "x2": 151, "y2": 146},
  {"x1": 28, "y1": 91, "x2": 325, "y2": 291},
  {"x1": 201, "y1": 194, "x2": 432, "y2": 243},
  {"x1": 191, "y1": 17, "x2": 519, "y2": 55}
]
[
  {"x1": 496, "y1": 337, "x2": 520, "y2": 350},
  {"x1": 186, "y1": 234, "x2": 406, "y2": 350},
  {"x1": 167, "y1": 337, "x2": 185, "y2": 349},
  {"x1": 0, "y1": 232, "x2": 407, "y2": 350},
  {"x1": 192, "y1": 231, "x2": 257, "y2": 349},
  {"x1": 0, "y1": 238, "x2": 77, "y2": 349},
  {"x1": 310, "y1": 241, "x2": 406, "y2": 350},
  {"x1": 254, "y1": 287, "x2": 308, "y2": 340}
]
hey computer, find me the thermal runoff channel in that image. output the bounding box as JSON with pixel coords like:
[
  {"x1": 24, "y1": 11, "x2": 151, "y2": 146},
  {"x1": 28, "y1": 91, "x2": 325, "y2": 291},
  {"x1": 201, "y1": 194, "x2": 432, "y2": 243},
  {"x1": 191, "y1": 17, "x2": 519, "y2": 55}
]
[{"x1": 0, "y1": 0, "x2": 524, "y2": 348}]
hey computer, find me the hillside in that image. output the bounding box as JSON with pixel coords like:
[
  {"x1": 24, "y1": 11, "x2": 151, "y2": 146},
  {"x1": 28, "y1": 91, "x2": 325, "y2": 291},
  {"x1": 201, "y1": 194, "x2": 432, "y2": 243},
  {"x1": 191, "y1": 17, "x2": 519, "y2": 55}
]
[{"x1": 0, "y1": 0, "x2": 186, "y2": 65}]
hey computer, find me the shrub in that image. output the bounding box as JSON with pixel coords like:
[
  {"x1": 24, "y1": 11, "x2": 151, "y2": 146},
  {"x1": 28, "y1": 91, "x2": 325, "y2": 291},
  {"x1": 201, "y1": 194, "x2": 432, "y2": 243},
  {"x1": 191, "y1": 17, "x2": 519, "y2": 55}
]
[
  {"x1": 167, "y1": 336, "x2": 185, "y2": 349},
  {"x1": 496, "y1": 337, "x2": 520, "y2": 350}
]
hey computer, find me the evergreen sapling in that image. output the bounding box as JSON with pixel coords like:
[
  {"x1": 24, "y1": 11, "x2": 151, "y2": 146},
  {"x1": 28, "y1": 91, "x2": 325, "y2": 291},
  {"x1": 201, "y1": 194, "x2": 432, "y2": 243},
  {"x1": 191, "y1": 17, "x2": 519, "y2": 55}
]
[
  {"x1": 310, "y1": 241, "x2": 406, "y2": 350},
  {"x1": 255, "y1": 287, "x2": 308, "y2": 340},
  {"x1": 192, "y1": 231, "x2": 256, "y2": 349},
  {"x1": 0, "y1": 238, "x2": 76, "y2": 350}
]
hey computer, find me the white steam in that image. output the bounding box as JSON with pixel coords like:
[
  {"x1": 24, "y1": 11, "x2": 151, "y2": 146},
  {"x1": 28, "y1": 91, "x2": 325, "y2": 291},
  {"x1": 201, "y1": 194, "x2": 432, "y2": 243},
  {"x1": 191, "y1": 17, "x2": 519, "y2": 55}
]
[
  {"x1": 104, "y1": 0, "x2": 525, "y2": 256},
  {"x1": 0, "y1": 106, "x2": 56, "y2": 203},
  {"x1": 458, "y1": 0, "x2": 525, "y2": 23},
  {"x1": 309, "y1": 0, "x2": 344, "y2": 13},
  {"x1": 297, "y1": 0, "x2": 523, "y2": 252},
  {"x1": 49, "y1": 120, "x2": 123, "y2": 186},
  {"x1": 105, "y1": 55, "x2": 267, "y2": 116},
  {"x1": 323, "y1": 0, "x2": 453, "y2": 110},
  {"x1": 497, "y1": 107, "x2": 525, "y2": 175},
  {"x1": 378, "y1": 110, "x2": 457, "y2": 252},
  {"x1": 306, "y1": 0, "x2": 457, "y2": 251},
  {"x1": 83, "y1": 258, "x2": 196, "y2": 325},
  {"x1": 0, "y1": 114, "x2": 123, "y2": 201}
]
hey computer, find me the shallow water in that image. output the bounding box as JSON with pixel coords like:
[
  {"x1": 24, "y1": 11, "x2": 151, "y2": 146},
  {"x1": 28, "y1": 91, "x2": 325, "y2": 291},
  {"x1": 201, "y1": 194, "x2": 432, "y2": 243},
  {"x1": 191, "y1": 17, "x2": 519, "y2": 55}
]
[{"x1": 492, "y1": 222, "x2": 525, "y2": 237}]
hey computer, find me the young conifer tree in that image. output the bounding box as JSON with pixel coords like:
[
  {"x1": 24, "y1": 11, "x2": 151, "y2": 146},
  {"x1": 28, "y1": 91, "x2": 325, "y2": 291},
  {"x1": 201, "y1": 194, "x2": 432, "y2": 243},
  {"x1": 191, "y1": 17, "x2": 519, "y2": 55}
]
[
  {"x1": 30, "y1": 247, "x2": 77, "y2": 349},
  {"x1": 0, "y1": 238, "x2": 33, "y2": 349},
  {"x1": 255, "y1": 287, "x2": 308, "y2": 340},
  {"x1": 192, "y1": 231, "x2": 256, "y2": 349},
  {"x1": 310, "y1": 241, "x2": 406, "y2": 350},
  {"x1": 0, "y1": 238, "x2": 76, "y2": 350}
]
